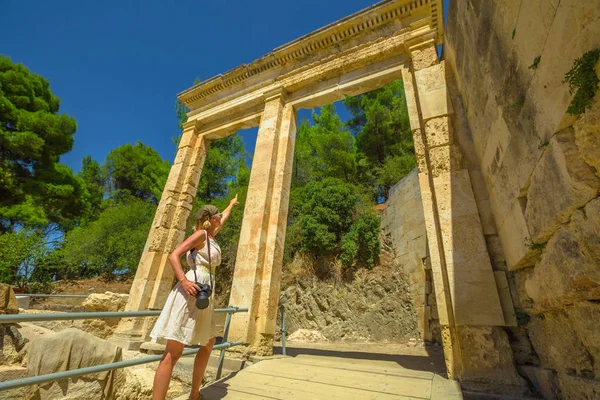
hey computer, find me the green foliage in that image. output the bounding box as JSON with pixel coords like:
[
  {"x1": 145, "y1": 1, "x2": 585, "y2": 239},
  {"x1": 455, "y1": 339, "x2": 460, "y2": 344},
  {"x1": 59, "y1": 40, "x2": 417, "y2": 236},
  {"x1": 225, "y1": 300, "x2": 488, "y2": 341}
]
[
  {"x1": 0, "y1": 229, "x2": 48, "y2": 288},
  {"x1": 340, "y1": 214, "x2": 381, "y2": 269},
  {"x1": 79, "y1": 155, "x2": 106, "y2": 222},
  {"x1": 524, "y1": 237, "x2": 546, "y2": 251},
  {"x1": 293, "y1": 105, "x2": 357, "y2": 187},
  {"x1": 197, "y1": 134, "x2": 249, "y2": 202},
  {"x1": 529, "y1": 56, "x2": 541, "y2": 70},
  {"x1": 60, "y1": 197, "x2": 156, "y2": 279},
  {"x1": 376, "y1": 154, "x2": 416, "y2": 197},
  {"x1": 0, "y1": 55, "x2": 89, "y2": 230},
  {"x1": 284, "y1": 80, "x2": 412, "y2": 274},
  {"x1": 290, "y1": 178, "x2": 358, "y2": 256},
  {"x1": 510, "y1": 97, "x2": 525, "y2": 109},
  {"x1": 104, "y1": 141, "x2": 170, "y2": 204},
  {"x1": 343, "y1": 80, "x2": 415, "y2": 201},
  {"x1": 524, "y1": 297, "x2": 535, "y2": 306},
  {"x1": 514, "y1": 311, "x2": 531, "y2": 326},
  {"x1": 563, "y1": 48, "x2": 600, "y2": 115}
]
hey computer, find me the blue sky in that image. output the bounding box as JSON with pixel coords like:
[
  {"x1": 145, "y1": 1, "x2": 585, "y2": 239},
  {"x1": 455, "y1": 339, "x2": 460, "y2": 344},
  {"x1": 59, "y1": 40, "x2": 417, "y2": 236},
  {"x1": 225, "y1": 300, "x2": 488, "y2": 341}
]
[{"x1": 2, "y1": 1, "x2": 448, "y2": 172}]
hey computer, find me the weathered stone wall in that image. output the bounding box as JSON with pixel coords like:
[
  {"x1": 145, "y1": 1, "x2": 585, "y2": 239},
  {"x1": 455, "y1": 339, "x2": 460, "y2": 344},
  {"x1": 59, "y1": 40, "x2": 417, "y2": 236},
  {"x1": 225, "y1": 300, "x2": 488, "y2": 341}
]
[
  {"x1": 446, "y1": 0, "x2": 600, "y2": 397},
  {"x1": 278, "y1": 266, "x2": 419, "y2": 342},
  {"x1": 380, "y1": 168, "x2": 440, "y2": 343}
]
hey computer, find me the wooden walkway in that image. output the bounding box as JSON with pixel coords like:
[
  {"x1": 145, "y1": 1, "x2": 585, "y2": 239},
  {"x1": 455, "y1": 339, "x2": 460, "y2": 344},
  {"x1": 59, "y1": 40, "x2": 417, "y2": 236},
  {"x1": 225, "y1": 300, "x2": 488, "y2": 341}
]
[{"x1": 184, "y1": 354, "x2": 463, "y2": 400}]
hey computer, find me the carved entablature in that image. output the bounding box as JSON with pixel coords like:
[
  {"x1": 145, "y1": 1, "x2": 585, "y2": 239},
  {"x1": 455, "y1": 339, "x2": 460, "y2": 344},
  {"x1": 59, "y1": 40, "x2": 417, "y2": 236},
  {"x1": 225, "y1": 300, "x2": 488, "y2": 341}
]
[{"x1": 181, "y1": 0, "x2": 442, "y2": 138}]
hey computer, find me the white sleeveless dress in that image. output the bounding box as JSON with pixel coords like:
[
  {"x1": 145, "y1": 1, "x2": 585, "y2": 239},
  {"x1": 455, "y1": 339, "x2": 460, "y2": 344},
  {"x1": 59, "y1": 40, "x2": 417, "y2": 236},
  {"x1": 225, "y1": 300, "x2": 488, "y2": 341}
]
[{"x1": 150, "y1": 234, "x2": 222, "y2": 346}]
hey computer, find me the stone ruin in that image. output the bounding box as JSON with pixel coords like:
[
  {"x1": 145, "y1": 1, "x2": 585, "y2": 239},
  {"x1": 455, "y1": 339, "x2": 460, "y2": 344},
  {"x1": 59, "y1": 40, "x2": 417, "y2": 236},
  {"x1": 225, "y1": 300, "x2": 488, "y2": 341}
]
[{"x1": 103, "y1": 0, "x2": 600, "y2": 397}]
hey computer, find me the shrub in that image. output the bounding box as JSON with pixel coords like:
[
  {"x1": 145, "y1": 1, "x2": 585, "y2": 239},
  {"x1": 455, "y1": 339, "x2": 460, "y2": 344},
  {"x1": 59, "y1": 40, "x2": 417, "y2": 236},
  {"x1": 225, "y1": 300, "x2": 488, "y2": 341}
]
[{"x1": 340, "y1": 214, "x2": 381, "y2": 269}]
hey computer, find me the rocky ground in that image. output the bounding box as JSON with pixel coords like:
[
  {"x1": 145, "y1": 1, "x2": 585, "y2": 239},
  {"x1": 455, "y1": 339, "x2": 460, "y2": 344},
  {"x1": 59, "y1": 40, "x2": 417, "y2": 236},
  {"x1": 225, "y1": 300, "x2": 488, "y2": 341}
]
[{"x1": 278, "y1": 263, "x2": 419, "y2": 342}]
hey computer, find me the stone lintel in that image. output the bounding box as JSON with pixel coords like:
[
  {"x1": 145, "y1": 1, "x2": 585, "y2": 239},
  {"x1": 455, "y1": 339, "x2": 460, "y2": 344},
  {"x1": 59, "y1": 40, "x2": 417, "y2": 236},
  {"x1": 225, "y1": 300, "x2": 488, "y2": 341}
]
[{"x1": 179, "y1": 0, "x2": 442, "y2": 110}]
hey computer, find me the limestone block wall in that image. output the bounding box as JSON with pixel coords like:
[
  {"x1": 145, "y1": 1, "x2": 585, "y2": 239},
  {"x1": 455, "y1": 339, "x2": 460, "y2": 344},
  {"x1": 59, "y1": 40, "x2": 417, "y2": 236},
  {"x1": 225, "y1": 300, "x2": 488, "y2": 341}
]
[
  {"x1": 380, "y1": 168, "x2": 440, "y2": 343},
  {"x1": 446, "y1": 0, "x2": 600, "y2": 397}
]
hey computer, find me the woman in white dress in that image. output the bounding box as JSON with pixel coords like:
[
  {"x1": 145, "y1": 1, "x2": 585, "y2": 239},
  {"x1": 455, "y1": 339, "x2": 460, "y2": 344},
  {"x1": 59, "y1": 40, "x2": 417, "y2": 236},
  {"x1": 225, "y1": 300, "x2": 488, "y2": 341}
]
[{"x1": 151, "y1": 195, "x2": 240, "y2": 400}]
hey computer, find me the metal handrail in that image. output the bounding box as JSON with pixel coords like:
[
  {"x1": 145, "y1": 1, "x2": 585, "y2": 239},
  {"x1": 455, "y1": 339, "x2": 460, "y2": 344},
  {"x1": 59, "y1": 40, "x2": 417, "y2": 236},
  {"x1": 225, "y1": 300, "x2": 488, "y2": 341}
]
[
  {"x1": 0, "y1": 306, "x2": 249, "y2": 391},
  {"x1": 216, "y1": 312, "x2": 233, "y2": 380},
  {"x1": 0, "y1": 340, "x2": 244, "y2": 391},
  {"x1": 0, "y1": 310, "x2": 161, "y2": 323},
  {"x1": 21, "y1": 294, "x2": 89, "y2": 298},
  {"x1": 279, "y1": 303, "x2": 287, "y2": 356},
  {"x1": 0, "y1": 307, "x2": 248, "y2": 324}
]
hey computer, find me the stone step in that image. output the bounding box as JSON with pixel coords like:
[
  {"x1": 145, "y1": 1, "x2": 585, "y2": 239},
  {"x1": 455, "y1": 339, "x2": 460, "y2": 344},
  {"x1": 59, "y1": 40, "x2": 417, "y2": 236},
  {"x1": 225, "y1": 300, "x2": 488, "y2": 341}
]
[{"x1": 143, "y1": 351, "x2": 245, "y2": 379}]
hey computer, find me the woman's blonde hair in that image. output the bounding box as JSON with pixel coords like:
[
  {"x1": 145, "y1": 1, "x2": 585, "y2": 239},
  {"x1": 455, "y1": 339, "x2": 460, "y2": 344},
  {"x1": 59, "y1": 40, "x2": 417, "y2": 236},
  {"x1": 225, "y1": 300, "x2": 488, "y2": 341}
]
[{"x1": 195, "y1": 217, "x2": 211, "y2": 231}]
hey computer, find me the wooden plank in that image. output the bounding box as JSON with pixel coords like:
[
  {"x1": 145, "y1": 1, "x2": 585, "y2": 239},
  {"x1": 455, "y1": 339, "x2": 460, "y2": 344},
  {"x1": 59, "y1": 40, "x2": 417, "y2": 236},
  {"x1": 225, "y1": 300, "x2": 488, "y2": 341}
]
[
  {"x1": 200, "y1": 383, "x2": 280, "y2": 399},
  {"x1": 245, "y1": 359, "x2": 432, "y2": 398},
  {"x1": 213, "y1": 370, "x2": 421, "y2": 400},
  {"x1": 282, "y1": 355, "x2": 435, "y2": 380}
]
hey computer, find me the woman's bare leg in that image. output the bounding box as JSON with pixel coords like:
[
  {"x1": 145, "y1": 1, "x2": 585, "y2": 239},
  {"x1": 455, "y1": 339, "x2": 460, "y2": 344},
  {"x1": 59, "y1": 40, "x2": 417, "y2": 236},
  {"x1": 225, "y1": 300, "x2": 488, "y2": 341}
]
[
  {"x1": 152, "y1": 340, "x2": 185, "y2": 400},
  {"x1": 190, "y1": 337, "x2": 216, "y2": 400}
]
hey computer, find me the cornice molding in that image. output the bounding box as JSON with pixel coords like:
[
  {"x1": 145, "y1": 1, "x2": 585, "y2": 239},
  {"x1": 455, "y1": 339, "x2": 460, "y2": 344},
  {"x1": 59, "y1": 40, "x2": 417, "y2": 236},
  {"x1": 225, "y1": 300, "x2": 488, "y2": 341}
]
[{"x1": 178, "y1": 0, "x2": 442, "y2": 108}]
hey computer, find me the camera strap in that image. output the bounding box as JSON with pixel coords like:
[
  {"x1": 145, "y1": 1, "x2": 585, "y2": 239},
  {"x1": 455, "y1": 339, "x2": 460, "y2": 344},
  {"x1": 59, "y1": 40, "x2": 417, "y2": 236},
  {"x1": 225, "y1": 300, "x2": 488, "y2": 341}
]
[
  {"x1": 191, "y1": 230, "x2": 214, "y2": 291},
  {"x1": 206, "y1": 230, "x2": 214, "y2": 290}
]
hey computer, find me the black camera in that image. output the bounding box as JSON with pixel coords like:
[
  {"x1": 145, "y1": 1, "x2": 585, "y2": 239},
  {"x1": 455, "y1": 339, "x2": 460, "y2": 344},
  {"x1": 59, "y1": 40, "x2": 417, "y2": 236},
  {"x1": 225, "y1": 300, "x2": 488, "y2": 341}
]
[{"x1": 195, "y1": 282, "x2": 212, "y2": 310}]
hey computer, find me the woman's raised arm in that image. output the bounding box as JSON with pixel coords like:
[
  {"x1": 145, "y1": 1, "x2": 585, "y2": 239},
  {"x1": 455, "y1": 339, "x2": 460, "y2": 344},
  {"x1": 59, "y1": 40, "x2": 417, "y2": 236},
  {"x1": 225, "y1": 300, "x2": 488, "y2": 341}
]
[{"x1": 215, "y1": 194, "x2": 240, "y2": 234}]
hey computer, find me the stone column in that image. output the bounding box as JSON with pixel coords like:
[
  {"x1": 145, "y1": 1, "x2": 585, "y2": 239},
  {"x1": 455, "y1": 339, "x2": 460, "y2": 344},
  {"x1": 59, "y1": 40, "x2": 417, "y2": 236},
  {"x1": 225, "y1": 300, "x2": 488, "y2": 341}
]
[
  {"x1": 228, "y1": 88, "x2": 297, "y2": 355},
  {"x1": 112, "y1": 121, "x2": 209, "y2": 350},
  {"x1": 402, "y1": 42, "x2": 526, "y2": 392}
]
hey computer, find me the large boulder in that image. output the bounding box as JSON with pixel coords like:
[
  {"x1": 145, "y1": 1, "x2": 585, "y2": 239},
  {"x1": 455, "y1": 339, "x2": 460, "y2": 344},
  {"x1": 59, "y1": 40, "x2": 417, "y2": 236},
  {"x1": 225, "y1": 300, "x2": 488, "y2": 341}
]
[
  {"x1": 78, "y1": 292, "x2": 130, "y2": 339},
  {"x1": 0, "y1": 286, "x2": 27, "y2": 364},
  {"x1": 525, "y1": 128, "x2": 600, "y2": 243},
  {"x1": 115, "y1": 363, "x2": 189, "y2": 400},
  {"x1": 573, "y1": 78, "x2": 600, "y2": 178},
  {"x1": 83, "y1": 292, "x2": 129, "y2": 312},
  {"x1": 527, "y1": 310, "x2": 593, "y2": 376},
  {"x1": 0, "y1": 324, "x2": 28, "y2": 365},
  {"x1": 0, "y1": 365, "x2": 28, "y2": 400},
  {"x1": 0, "y1": 283, "x2": 19, "y2": 315},
  {"x1": 26, "y1": 328, "x2": 125, "y2": 400},
  {"x1": 524, "y1": 197, "x2": 600, "y2": 311}
]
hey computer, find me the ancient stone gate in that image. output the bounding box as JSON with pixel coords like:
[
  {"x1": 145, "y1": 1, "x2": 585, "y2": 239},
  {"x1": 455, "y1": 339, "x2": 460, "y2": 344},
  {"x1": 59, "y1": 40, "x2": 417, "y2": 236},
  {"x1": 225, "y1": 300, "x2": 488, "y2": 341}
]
[{"x1": 112, "y1": 0, "x2": 600, "y2": 394}]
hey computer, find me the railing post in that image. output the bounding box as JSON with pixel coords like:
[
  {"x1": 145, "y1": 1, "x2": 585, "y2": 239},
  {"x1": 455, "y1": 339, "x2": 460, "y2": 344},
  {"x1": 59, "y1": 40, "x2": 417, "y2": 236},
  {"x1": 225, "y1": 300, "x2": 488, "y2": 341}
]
[
  {"x1": 216, "y1": 311, "x2": 232, "y2": 380},
  {"x1": 280, "y1": 303, "x2": 286, "y2": 356}
]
